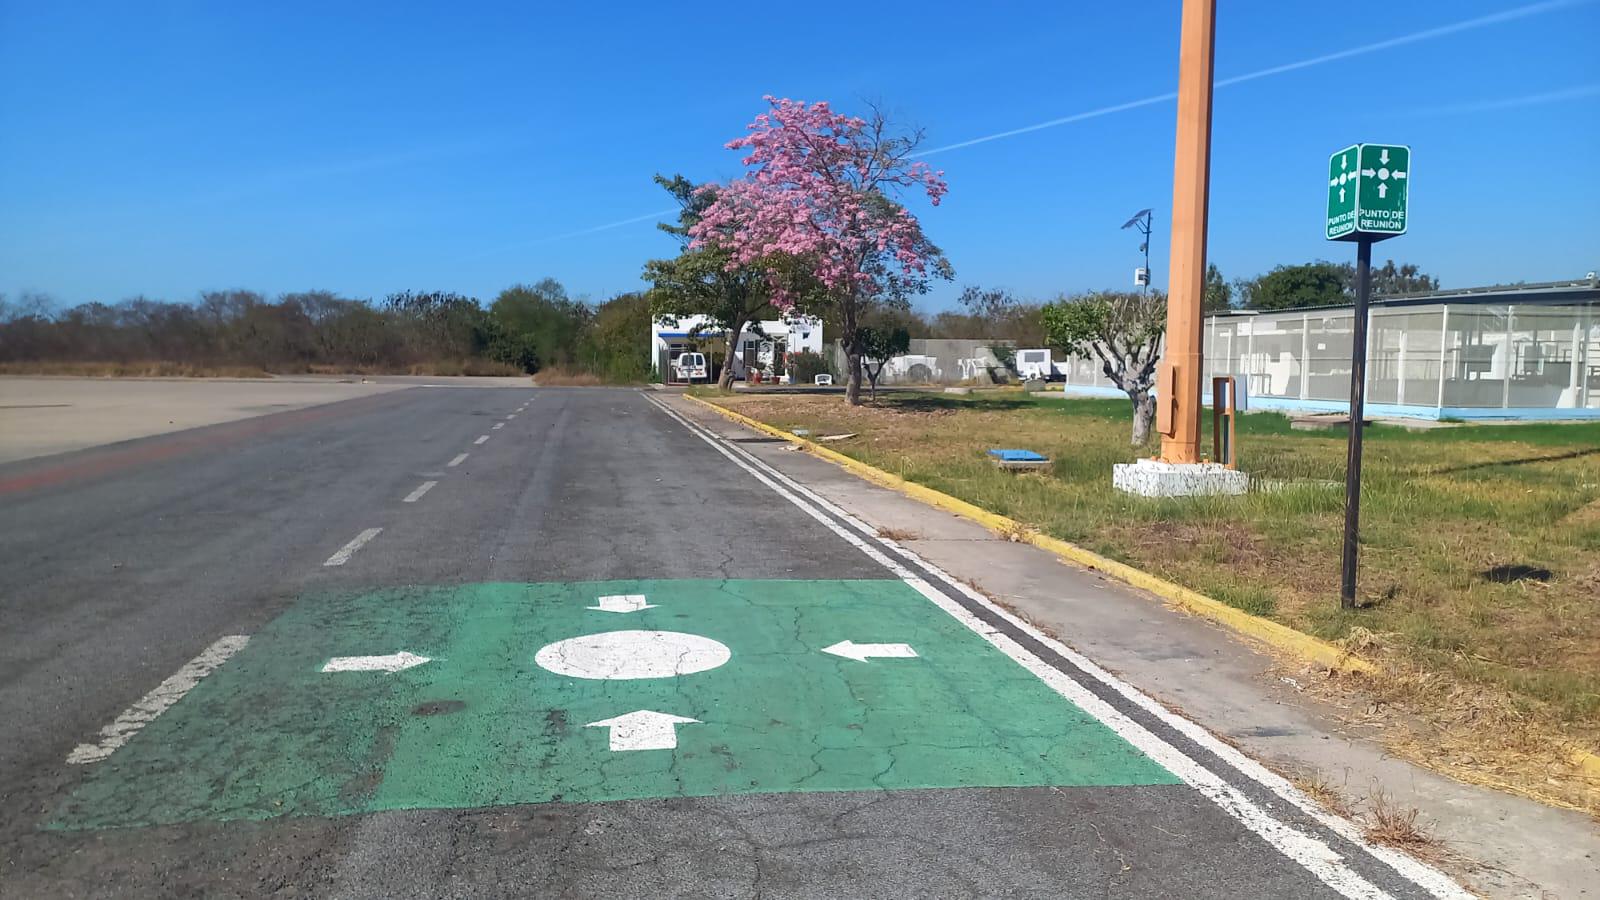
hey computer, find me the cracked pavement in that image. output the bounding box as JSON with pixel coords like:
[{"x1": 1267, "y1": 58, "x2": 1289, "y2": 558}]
[{"x1": 1, "y1": 386, "x2": 1447, "y2": 898}]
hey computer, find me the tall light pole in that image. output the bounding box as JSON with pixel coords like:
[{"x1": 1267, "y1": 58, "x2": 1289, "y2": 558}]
[
  {"x1": 1156, "y1": 0, "x2": 1216, "y2": 465},
  {"x1": 1121, "y1": 209, "x2": 1153, "y2": 297}
]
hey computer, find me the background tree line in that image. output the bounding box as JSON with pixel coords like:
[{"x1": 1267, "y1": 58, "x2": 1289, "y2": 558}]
[{"x1": 0, "y1": 281, "x2": 652, "y2": 381}]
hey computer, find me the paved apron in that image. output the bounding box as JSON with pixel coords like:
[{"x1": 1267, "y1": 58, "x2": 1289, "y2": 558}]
[{"x1": 53, "y1": 579, "x2": 1176, "y2": 829}]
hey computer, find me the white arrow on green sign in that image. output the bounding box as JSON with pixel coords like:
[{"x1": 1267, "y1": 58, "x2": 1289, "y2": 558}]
[{"x1": 1326, "y1": 143, "x2": 1410, "y2": 242}]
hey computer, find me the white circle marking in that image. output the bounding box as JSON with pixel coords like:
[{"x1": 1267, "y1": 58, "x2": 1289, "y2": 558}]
[{"x1": 534, "y1": 630, "x2": 731, "y2": 680}]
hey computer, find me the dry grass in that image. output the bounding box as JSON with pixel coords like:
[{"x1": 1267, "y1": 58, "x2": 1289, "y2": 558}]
[
  {"x1": 532, "y1": 367, "x2": 619, "y2": 386},
  {"x1": 1363, "y1": 789, "x2": 1445, "y2": 862},
  {"x1": 709, "y1": 390, "x2": 1600, "y2": 813},
  {"x1": 1290, "y1": 769, "x2": 1357, "y2": 820},
  {"x1": 0, "y1": 360, "x2": 271, "y2": 378},
  {"x1": 404, "y1": 359, "x2": 524, "y2": 377}
]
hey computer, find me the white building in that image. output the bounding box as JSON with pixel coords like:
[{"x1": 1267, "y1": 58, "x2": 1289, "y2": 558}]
[
  {"x1": 651, "y1": 314, "x2": 823, "y2": 383},
  {"x1": 1050, "y1": 279, "x2": 1600, "y2": 421}
]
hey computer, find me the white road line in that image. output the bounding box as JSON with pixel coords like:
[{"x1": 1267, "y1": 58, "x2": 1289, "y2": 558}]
[
  {"x1": 67, "y1": 635, "x2": 250, "y2": 764},
  {"x1": 673, "y1": 408, "x2": 1467, "y2": 899},
  {"x1": 448, "y1": 453, "x2": 469, "y2": 467},
  {"x1": 402, "y1": 481, "x2": 437, "y2": 503},
  {"x1": 324, "y1": 527, "x2": 382, "y2": 566},
  {"x1": 506, "y1": 413, "x2": 517, "y2": 420},
  {"x1": 643, "y1": 394, "x2": 1465, "y2": 900},
  {"x1": 474, "y1": 435, "x2": 490, "y2": 445},
  {"x1": 492, "y1": 422, "x2": 505, "y2": 430}
]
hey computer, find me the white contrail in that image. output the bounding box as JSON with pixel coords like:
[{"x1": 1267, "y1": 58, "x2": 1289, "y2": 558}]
[
  {"x1": 462, "y1": 207, "x2": 678, "y2": 260},
  {"x1": 1413, "y1": 82, "x2": 1600, "y2": 116},
  {"x1": 482, "y1": 0, "x2": 1589, "y2": 247},
  {"x1": 916, "y1": 0, "x2": 1592, "y2": 156},
  {"x1": 537, "y1": 208, "x2": 680, "y2": 241}
]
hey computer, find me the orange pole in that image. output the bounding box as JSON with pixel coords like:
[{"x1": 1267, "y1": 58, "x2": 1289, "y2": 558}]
[{"x1": 1158, "y1": 0, "x2": 1216, "y2": 464}]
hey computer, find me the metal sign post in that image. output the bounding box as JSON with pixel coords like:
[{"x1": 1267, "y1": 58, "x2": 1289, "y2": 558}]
[{"x1": 1327, "y1": 143, "x2": 1410, "y2": 609}]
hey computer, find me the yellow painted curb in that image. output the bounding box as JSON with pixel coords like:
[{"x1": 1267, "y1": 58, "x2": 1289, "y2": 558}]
[{"x1": 685, "y1": 392, "x2": 1375, "y2": 675}]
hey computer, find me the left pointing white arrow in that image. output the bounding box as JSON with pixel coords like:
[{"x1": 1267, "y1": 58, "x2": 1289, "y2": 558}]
[
  {"x1": 321, "y1": 651, "x2": 432, "y2": 673},
  {"x1": 588, "y1": 594, "x2": 656, "y2": 613},
  {"x1": 822, "y1": 640, "x2": 918, "y2": 662},
  {"x1": 587, "y1": 710, "x2": 699, "y2": 751}
]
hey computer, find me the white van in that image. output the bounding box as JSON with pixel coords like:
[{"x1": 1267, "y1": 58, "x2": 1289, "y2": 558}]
[{"x1": 672, "y1": 351, "x2": 709, "y2": 384}]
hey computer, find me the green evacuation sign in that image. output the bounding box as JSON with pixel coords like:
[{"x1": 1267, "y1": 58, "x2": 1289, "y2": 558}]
[
  {"x1": 53, "y1": 580, "x2": 1175, "y2": 830},
  {"x1": 1327, "y1": 143, "x2": 1410, "y2": 241}
]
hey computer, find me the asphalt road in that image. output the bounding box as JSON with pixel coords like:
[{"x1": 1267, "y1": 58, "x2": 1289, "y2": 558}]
[{"x1": 0, "y1": 386, "x2": 1457, "y2": 898}]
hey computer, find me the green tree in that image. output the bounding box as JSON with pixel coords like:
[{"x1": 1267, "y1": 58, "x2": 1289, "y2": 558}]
[
  {"x1": 1041, "y1": 290, "x2": 1166, "y2": 445},
  {"x1": 1202, "y1": 263, "x2": 1232, "y2": 313},
  {"x1": 1371, "y1": 260, "x2": 1439, "y2": 296},
  {"x1": 1241, "y1": 262, "x2": 1351, "y2": 310},
  {"x1": 578, "y1": 292, "x2": 653, "y2": 382},
  {"x1": 490, "y1": 279, "x2": 590, "y2": 372},
  {"x1": 643, "y1": 174, "x2": 814, "y2": 390},
  {"x1": 857, "y1": 325, "x2": 911, "y2": 400}
]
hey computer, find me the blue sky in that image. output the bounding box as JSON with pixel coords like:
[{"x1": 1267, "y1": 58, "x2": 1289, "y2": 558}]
[{"x1": 2, "y1": 0, "x2": 1596, "y2": 311}]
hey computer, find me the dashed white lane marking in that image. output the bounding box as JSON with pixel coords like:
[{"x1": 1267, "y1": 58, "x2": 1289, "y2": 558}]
[
  {"x1": 324, "y1": 527, "x2": 382, "y2": 566},
  {"x1": 506, "y1": 413, "x2": 517, "y2": 420},
  {"x1": 474, "y1": 435, "x2": 490, "y2": 445},
  {"x1": 492, "y1": 422, "x2": 504, "y2": 430},
  {"x1": 448, "y1": 453, "x2": 469, "y2": 467},
  {"x1": 67, "y1": 635, "x2": 250, "y2": 764},
  {"x1": 643, "y1": 394, "x2": 1465, "y2": 900},
  {"x1": 402, "y1": 481, "x2": 437, "y2": 503}
]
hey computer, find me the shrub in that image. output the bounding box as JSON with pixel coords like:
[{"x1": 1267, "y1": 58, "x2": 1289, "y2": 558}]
[{"x1": 789, "y1": 350, "x2": 833, "y2": 385}]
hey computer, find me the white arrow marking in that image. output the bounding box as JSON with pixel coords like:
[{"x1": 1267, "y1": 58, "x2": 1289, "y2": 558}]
[
  {"x1": 822, "y1": 640, "x2": 919, "y2": 662},
  {"x1": 1361, "y1": 168, "x2": 1376, "y2": 177},
  {"x1": 1340, "y1": 155, "x2": 1348, "y2": 171},
  {"x1": 322, "y1": 651, "x2": 432, "y2": 673},
  {"x1": 1379, "y1": 148, "x2": 1390, "y2": 164},
  {"x1": 1393, "y1": 170, "x2": 1407, "y2": 180},
  {"x1": 587, "y1": 710, "x2": 699, "y2": 751},
  {"x1": 588, "y1": 594, "x2": 656, "y2": 613},
  {"x1": 1338, "y1": 187, "x2": 1346, "y2": 203},
  {"x1": 1377, "y1": 183, "x2": 1389, "y2": 199}
]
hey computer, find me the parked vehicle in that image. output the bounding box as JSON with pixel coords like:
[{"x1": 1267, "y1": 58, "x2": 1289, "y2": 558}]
[{"x1": 672, "y1": 351, "x2": 709, "y2": 383}]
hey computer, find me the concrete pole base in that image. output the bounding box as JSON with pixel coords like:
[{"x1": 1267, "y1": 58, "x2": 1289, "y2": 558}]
[{"x1": 1112, "y1": 458, "x2": 1249, "y2": 497}]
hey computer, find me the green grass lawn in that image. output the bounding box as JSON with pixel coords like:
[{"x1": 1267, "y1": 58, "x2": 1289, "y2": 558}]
[{"x1": 707, "y1": 389, "x2": 1600, "y2": 791}]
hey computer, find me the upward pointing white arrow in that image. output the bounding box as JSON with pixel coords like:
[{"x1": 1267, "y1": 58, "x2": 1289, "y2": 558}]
[
  {"x1": 1377, "y1": 182, "x2": 1389, "y2": 199},
  {"x1": 321, "y1": 651, "x2": 431, "y2": 673},
  {"x1": 587, "y1": 710, "x2": 699, "y2": 751},
  {"x1": 588, "y1": 594, "x2": 656, "y2": 613},
  {"x1": 822, "y1": 640, "x2": 918, "y2": 662}
]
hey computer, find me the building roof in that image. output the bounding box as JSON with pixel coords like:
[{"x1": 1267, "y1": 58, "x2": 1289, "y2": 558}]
[{"x1": 1213, "y1": 276, "x2": 1600, "y2": 317}]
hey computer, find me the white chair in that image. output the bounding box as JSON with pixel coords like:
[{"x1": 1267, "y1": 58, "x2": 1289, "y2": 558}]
[{"x1": 814, "y1": 374, "x2": 834, "y2": 386}]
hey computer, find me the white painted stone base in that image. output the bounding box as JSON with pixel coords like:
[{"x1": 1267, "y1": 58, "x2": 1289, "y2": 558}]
[{"x1": 1112, "y1": 459, "x2": 1249, "y2": 497}]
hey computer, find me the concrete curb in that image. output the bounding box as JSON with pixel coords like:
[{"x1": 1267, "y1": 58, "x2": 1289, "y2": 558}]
[{"x1": 685, "y1": 393, "x2": 1375, "y2": 675}]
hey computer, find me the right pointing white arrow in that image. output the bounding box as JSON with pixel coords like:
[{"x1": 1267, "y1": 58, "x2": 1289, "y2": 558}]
[
  {"x1": 822, "y1": 640, "x2": 919, "y2": 662},
  {"x1": 588, "y1": 594, "x2": 656, "y2": 613},
  {"x1": 587, "y1": 710, "x2": 699, "y2": 751}
]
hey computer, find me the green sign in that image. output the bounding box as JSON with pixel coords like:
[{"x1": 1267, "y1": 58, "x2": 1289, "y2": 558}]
[
  {"x1": 53, "y1": 579, "x2": 1176, "y2": 829},
  {"x1": 1326, "y1": 143, "x2": 1409, "y2": 241}
]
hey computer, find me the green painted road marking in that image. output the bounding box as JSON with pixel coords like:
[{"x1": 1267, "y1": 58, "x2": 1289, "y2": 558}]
[{"x1": 52, "y1": 580, "x2": 1176, "y2": 830}]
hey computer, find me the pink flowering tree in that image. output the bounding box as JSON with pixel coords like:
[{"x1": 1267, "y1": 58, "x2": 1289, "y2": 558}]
[{"x1": 690, "y1": 97, "x2": 952, "y2": 404}]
